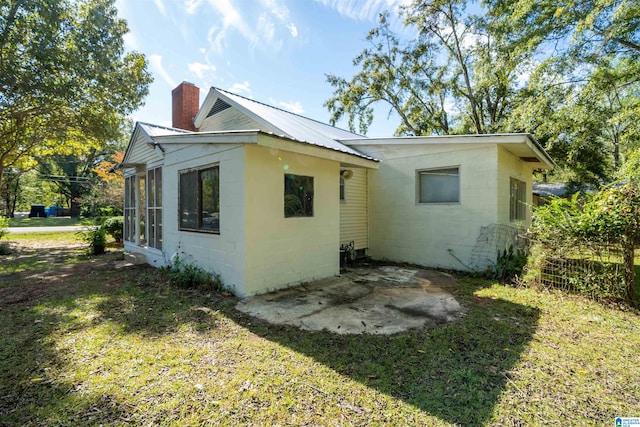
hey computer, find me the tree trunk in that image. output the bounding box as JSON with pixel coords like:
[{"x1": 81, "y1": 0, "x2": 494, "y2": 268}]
[
  {"x1": 623, "y1": 240, "x2": 637, "y2": 306},
  {"x1": 70, "y1": 199, "x2": 81, "y2": 218}
]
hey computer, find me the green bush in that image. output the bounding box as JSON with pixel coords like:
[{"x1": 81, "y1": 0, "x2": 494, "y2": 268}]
[
  {"x1": 78, "y1": 226, "x2": 106, "y2": 255},
  {"x1": 102, "y1": 216, "x2": 123, "y2": 242},
  {"x1": 0, "y1": 216, "x2": 8, "y2": 240},
  {"x1": 167, "y1": 255, "x2": 222, "y2": 290},
  {"x1": 494, "y1": 245, "x2": 528, "y2": 282}
]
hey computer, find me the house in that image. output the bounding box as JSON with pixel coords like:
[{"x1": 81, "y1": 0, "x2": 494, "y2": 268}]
[{"x1": 122, "y1": 82, "x2": 554, "y2": 297}]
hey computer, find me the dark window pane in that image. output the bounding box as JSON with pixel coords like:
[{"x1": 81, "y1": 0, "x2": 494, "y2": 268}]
[
  {"x1": 284, "y1": 174, "x2": 314, "y2": 217},
  {"x1": 180, "y1": 171, "x2": 198, "y2": 229},
  {"x1": 200, "y1": 167, "x2": 220, "y2": 232}
]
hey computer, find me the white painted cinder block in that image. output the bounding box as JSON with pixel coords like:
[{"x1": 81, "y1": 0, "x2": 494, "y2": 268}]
[
  {"x1": 242, "y1": 141, "x2": 340, "y2": 296},
  {"x1": 364, "y1": 143, "x2": 516, "y2": 271}
]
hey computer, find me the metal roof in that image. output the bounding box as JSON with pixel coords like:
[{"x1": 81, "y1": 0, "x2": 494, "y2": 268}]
[
  {"x1": 212, "y1": 88, "x2": 376, "y2": 161},
  {"x1": 138, "y1": 122, "x2": 191, "y2": 137}
]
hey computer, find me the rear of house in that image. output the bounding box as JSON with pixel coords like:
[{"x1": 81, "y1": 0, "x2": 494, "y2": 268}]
[{"x1": 121, "y1": 82, "x2": 553, "y2": 297}]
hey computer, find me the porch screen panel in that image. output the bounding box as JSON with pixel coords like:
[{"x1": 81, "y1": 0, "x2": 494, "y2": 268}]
[
  {"x1": 124, "y1": 176, "x2": 136, "y2": 242},
  {"x1": 147, "y1": 168, "x2": 163, "y2": 249}
]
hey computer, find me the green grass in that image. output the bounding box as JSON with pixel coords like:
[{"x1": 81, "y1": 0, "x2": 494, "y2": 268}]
[
  {"x1": 7, "y1": 217, "x2": 90, "y2": 227},
  {"x1": 0, "y1": 232, "x2": 119, "y2": 275},
  {"x1": 0, "y1": 243, "x2": 638, "y2": 425}
]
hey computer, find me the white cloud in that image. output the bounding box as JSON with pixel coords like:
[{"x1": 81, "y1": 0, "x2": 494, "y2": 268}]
[
  {"x1": 149, "y1": 54, "x2": 177, "y2": 88},
  {"x1": 154, "y1": 0, "x2": 167, "y2": 16},
  {"x1": 227, "y1": 81, "x2": 252, "y2": 96},
  {"x1": 314, "y1": 0, "x2": 410, "y2": 21},
  {"x1": 278, "y1": 100, "x2": 304, "y2": 114},
  {"x1": 188, "y1": 62, "x2": 216, "y2": 79},
  {"x1": 203, "y1": 0, "x2": 300, "y2": 55},
  {"x1": 259, "y1": 0, "x2": 290, "y2": 21},
  {"x1": 287, "y1": 22, "x2": 298, "y2": 38},
  {"x1": 185, "y1": 0, "x2": 203, "y2": 14}
]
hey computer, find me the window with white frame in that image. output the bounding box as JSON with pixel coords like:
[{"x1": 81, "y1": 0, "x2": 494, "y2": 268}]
[
  {"x1": 417, "y1": 167, "x2": 460, "y2": 204},
  {"x1": 124, "y1": 176, "x2": 136, "y2": 242},
  {"x1": 510, "y1": 178, "x2": 527, "y2": 221},
  {"x1": 147, "y1": 167, "x2": 162, "y2": 249},
  {"x1": 179, "y1": 165, "x2": 220, "y2": 233}
]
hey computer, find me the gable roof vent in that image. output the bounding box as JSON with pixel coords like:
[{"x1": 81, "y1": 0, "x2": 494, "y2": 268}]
[{"x1": 207, "y1": 98, "x2": 232, "y2": 118}]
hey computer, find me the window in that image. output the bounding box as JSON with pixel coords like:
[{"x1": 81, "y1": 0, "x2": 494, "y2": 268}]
[
  {"x1": 179, "y1": 165, "x2": 220, "y2": 233},
  {"x1": 339, "y1": 173, "x2": 345, "y2": 201},
  {"x1": 147, "y1": 168, "x2": 162, "y2": 249},
  {"x1": 124, "y1": 169, "x2": 163, "y2": 248},
  {"x1": 124, "y1": 176, "x2": 136, "y2": 242},
  {"x1": 510, "y1": 178, "x2": 527, "y2": 221},
  {"x1": 284, "y1": 174, "x2": 313, "y2": 217},
  {"x1": 418, "y1": 167, "x2": 460, "y2": 204}
]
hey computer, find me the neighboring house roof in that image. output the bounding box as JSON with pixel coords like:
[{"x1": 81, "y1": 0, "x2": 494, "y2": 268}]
[
  {"x1": 532, "y1": 182, "x2": 569, "y2": 197},
  {"x1": 194, "y1": 87, "x2": 377, "y2": 161},
  {"x1": 532, "y1": 182, "x2": 596, "y2": 197}
]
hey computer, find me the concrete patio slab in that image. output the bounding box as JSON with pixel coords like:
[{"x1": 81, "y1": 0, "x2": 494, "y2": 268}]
[{"x1": 236, "y1": 265, "x2": 466, "y2": 335}]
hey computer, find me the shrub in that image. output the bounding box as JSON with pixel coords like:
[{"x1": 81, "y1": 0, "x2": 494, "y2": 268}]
[
  {"x1": 0, "y1": 243, "x2": 11, "y2": 255},
  {"x1": 102, "y1": 216, "x2": 123, "y2": 242},
  {"x1": 527, "y1": 184, "x2": 640, "y2": 306},
  {"x1": 167, "y1": 254, "x2": 222, "y2": 290},
  {"x1": 0, "y1": 216, "x2": 8, "y2": 240},
  {"x1": 78, "y1": 226, "x2": 106, "y2": 255},
  {"x1": 494, "y1": 245, "x2": 528, "y2": 282}
]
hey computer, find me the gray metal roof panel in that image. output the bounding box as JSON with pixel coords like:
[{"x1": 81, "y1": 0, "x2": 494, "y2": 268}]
[
  {"x1": 139, "y1": 122, "x2": 192, "y2": 137},
  {"x1": 214, "y1": 88, "x2": 376, "y2": 161}
]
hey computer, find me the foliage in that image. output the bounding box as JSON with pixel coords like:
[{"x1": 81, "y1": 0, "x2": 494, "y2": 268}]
[
  {"x1": 325, "y1": 0, "x2": 640, "y2": 186},
  {"x1": 528, "y1": 184, "x2": 640, "y2": 305},
  {"x1": 325, "y1": 3, "x2": 522, "y2": 136},
  {"x1": 493, "y1": 245, "x2": 528, "y2": 282},
  {"x1": 0, "y1": 216, "x2": 8, "y2": 240},
  {"x1": 0, "y1": 0, "x2": 152, "y2": 205},
  {"x1": 78, "y1": 226, "x2": 106, "y2": 255},
  {"x1": 102, "y1": 216, "x2": 123, "y2": 242},
  {"x1": 167, "y1": 254, "x2": 222, "y2": 290},
  {"x1": 0, "y1": 216, "x2": 8, "y2": 255}
]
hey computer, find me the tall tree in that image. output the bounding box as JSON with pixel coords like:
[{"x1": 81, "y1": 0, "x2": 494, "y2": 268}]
[
  {"x1": 325, "y1": 0, "x2": 524, "y2": 136},
  {"x1": 0, "y1": 0, "x2": 152, "y2": 207},
  {"x1": 490, "y1": 0, "x2": 640, "y2": 185}
]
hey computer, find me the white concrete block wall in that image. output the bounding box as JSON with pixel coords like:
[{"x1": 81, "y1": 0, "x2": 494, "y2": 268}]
[
  {"x1": 161, "y1": 143, "x2": 247, "y2": 294},
  {"x1": 243, "y1": 141, "x2": 340, "y2": 296},
  {"x1": 364, "y1": 143, "x2": 500, "y2": 271}
]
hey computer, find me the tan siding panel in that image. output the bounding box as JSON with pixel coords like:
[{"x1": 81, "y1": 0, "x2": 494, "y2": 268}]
[
  {"x1": 127, "y1": 133, "x2": 162, "y2": 165},
  {"x1": 200, "y1": 108, "x2": 263, "y2": 132},
  {"x1": 340, "y1": 168, "x2": 368, "y2": 249}
]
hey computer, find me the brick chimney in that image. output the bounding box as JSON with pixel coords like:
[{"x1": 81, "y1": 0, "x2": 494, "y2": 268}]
[{"x1": 172, "y1": 81, "x2": 199, "y2": 131}]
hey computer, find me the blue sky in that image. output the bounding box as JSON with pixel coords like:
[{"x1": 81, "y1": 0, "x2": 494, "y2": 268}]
[{"x1": 115, "y1": 0, "x2": 411, "y2": 137}]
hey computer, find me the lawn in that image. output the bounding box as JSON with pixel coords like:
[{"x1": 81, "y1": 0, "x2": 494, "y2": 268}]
[
  {"x1": 7, "y1": 217, "x2": 91, "y2": 227},
  {"x1": 0, "y1": 239, "x2": 638, "y2": 425}
]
